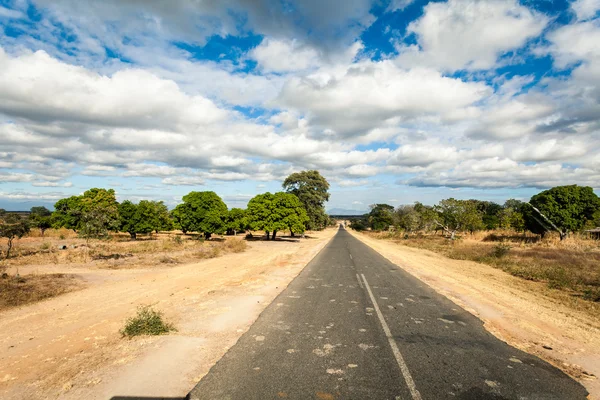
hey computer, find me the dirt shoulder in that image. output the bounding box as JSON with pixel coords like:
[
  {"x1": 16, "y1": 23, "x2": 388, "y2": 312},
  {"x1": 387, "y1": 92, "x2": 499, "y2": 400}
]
[
  {"x1": 348, "y1": 229, "x2": 600, "y2": 398},
  {"x1": 0, "y1": 229, "x2": 336, "y2": 400}
]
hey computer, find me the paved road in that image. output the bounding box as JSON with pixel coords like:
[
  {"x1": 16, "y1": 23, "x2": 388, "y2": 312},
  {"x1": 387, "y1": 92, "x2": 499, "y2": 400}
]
[{"x1": 188, "y1": 228, "x2": 588, "y2": 399}]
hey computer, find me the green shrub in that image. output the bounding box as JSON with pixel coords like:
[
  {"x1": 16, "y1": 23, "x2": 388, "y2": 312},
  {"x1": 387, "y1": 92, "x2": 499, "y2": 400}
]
[
  {"x1": 120, "y1": 305, "x2": 175, "y2": 338},
  {"x1": 491, "y1": 243, "x2": 511, "y2": 258},
  {"x1": 172, "y1": 235, "x2": 183, "y2": 245}
]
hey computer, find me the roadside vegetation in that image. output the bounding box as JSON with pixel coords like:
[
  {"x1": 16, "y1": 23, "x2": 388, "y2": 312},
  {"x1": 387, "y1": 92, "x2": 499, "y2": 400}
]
[
  {"x1": 120, "y1": 305, "x2": 176, "y2": 338},
  {"x1": 0, "y1": 170, "x2": 334, "y2": 310},
  {"x1": 349, "y1": 184, "x2": 600, "y2": 309}
]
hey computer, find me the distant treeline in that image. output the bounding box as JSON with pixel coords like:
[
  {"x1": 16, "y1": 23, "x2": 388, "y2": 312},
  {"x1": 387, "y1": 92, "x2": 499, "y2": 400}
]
[{"x1": 349, "y1": 185, "x2": 600, "y2": 240}]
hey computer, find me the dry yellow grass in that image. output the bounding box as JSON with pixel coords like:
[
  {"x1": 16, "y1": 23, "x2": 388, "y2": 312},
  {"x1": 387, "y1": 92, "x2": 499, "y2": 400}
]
[
  {"x1": 367, "y1": 230, "x2": 600, "y2": 307},
  {"x1": 0, "y1": 273, "x2": 84, "y2": 311},
  {"x1": 0, "y1": 230, "x2": 250, "y2": 310}
]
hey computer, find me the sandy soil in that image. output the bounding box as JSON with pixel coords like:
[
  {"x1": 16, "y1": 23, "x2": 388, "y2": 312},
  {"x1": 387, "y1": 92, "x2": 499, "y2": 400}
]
[
  {"x1": 349, "y1": 229, "x2": 600, "y2": 399},
  {"x1": 0, "y1": 229, "x2": 336, "y2": 400}
]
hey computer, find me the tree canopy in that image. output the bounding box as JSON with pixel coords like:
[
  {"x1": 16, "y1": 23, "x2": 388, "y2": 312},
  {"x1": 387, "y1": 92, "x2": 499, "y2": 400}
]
[
  {"x1": 178, "y1": 191, "x2": 228, "y2": 239},
  {"x1": 283, "y1": 170, "x2": 330, "y2": 230},
  {"x1": 0, "y1": 213, "x2": 30, "y2": 259},
  {"x1": 52, "y1": 188, "x2": 119, "y2": 236},
  {"x1": 368, "y1": 204, "x2": 395, "y2": 231},
  {"x1": 247, "y1": 192, "x2": 309, "y2": 240},
  {"x1": 29, "y1": 206, "x2": 52, "y2": 236},
  {"x1": 526, "y1": 185, "x2": 600, "y2": 239},
  {"x1": 225, "y1": 208, "x2": 247, "y2": 235},
  {"x1": 433, "y1": 198, "x2": 483, "y2": 239}
]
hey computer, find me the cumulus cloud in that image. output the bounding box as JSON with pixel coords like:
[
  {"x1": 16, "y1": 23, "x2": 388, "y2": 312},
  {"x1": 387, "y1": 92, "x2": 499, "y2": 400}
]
[
  {"x1": 250, "y1": 39, "x2": 321, "y2": 73},
  {"x1": 396, "y1": 0, "x2": 547, "y2": 71},
  {"x1": 278, "y1": 60, "x2": 490, "y2": 136},
  {"x1": 571, "y1": 0, "x2": 600, "y2": 21}
]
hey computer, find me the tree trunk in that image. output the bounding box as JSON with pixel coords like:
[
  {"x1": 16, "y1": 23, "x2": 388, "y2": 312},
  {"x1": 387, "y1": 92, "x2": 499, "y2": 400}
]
[
  {"x1": 560, "y1": 231, "x2": 567, "y2": 241},
  {"x1": 204, "y1": 232, "x2": 212, "y2": 240},
  {"x1": 266, "y1": 231, "x2": 270, "y2": 240},
  {"x1": 272, "y1": 230, "x2": 277, "y2": 240},
  {"x1": 6, "y1": 237, "x2": 13, "y2": 260},
  {"x1": 290, "y1": 231, "x2": 295, "y2": 237},
  {"x1": 233, "y1": 230, "x2": 237, "y2": 236},
  {"x1": 182, "y1": 229, "x2": 187, "y2": 235},
  {"x1": 40, "y1": 228, "x2": 46, "y2": 237},
  {"x1": 129, "y1": 232, "x2": 137, "y2": 240}
]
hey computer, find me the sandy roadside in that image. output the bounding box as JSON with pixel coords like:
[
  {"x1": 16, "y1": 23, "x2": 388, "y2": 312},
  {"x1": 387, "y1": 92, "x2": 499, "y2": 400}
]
[
  {"x1": 348, "y1": 229, "x2": 600, "y2": 399},
  {"x1": 0, "y1": 229, "x2": 336, "y2": 400}
]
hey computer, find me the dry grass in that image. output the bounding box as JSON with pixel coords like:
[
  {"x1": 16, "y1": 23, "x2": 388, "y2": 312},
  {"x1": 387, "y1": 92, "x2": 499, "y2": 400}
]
[
  {"x1": 0, "y1": 273, "x2": 84, "y2": 311},
  {"x1": 2, "y1": 230, "x2": 249, "y2": 270},
  {"x1": 367, "y1": 230, "x2": 600, "y2": 305}
]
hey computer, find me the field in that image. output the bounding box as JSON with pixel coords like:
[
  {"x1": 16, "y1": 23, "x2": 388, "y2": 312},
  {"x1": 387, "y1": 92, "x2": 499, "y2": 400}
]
[
  {"x1": 0, "y1": 228, "x2": 248, "y2": 311},
  {"x1": 364, "y1": 229, "x2": 600, "y2": 315}
]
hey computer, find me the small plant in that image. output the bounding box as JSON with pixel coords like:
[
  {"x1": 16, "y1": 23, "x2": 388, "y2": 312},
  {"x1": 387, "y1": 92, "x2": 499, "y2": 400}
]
[
  {"x1": 40, "y1": 242, "x2": 51, "y2": 250},
  {"x1": 491, "y1": 243, "x2": 511, "y2": 258},
  {"x1": 120, "y1": 305, "x2": 175, "y2": 338},
  {"x1": 172, "y1": 235, "x2": 183, "y2": 245},
  {"x1": 59, "y1": 234, "x2": 66, "y2": 240}
]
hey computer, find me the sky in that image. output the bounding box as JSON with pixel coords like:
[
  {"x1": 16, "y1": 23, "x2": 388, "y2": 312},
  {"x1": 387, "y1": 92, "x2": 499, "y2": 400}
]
[{"x1": 0, "y1": 0, "x2": 599, "y2": 212}]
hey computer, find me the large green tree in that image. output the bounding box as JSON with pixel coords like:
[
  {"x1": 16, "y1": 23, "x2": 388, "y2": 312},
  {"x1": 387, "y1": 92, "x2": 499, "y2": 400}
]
[
  {"x1": 247, "y1": 192, "x2": 309, "y2": 240},
  {"x1": 176, "y1": 191, "x2": 228, "y2": 239},
  {"x1": 526, "y1": 185, "x2": 600, "y2": 240},
  {"x1": 283, "y1": 170, "x2": 330, "y2": 231},
  {"x1": 368, "y1": 204, "x2": 395, "y2": 231},
  {"x1": 52, "y1": 188, "x2": 119, "y2": 236}
]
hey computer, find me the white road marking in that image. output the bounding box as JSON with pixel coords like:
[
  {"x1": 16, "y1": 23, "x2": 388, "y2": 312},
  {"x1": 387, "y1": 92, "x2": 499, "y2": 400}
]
[
  {"x1": 356, "y1": 274, "x2": 364, "y2": 289},
  {"x1": 349, "y1": 254, "x2": 353, "y2": 260},
  {"x1": 360, "y1": 274, "x2": 422, "y2": 400}
]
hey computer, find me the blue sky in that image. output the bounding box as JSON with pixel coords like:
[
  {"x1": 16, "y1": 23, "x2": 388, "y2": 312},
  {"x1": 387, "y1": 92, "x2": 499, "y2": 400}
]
[{"x1": 0, "y1": 0, "x2": 599, "y2": 211}]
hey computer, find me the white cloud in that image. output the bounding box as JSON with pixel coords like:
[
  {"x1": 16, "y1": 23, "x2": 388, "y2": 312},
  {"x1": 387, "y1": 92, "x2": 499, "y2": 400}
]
[
  {"x1": 250, "y1": 39, "x2": 321, "y2": 73},
  {"x1": 278, "y1": 60, "x2": 490, "y2": 136},
  {"x1": 571, "y1": 0, "x2": 600, "y2": 21},
  {"x1": 396, "y1": 0, "x2": 547, "y2": 71},
  {"x1": 0, "y1": 48, "x2": 227, "y2": 130}
]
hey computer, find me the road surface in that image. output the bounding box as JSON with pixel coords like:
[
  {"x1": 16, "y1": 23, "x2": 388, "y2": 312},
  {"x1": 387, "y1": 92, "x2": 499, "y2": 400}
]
[{"x1": 188, "y1": 227, "x2": 588, "y2": 399}]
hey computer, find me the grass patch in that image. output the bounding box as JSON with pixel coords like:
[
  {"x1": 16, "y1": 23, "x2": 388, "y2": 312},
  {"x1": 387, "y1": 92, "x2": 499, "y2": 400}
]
[
  {"x1": 0, "y1": 273, "x2": 83, "y2": 310},
  {"x1": 120, "y1": 305, "x2": 175, "y2": 338},
  {"x1": 366, "y1": 231, "x2": 600, "y2": 306}
]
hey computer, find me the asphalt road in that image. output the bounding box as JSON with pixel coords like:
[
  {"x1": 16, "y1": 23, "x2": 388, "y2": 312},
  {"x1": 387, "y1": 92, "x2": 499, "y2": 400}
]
[{"x1": 188, "y1": 227, "x2": 588, "y2": 400}]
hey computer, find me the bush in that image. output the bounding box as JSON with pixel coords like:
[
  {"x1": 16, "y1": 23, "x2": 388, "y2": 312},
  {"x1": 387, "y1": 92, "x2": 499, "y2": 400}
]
[
  {"x1": 120, "y1": 305, "x2": 175, "y2": 338},
  {"x1": 491, "y1": 243, "x2": 511, "y2": 258}
]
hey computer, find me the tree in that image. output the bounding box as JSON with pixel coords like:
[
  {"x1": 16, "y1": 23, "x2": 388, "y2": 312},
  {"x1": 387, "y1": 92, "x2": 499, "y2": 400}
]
[
  {"x1": 247, "y1": 192, "x2": 309, "y2": 240},
  {"x1": 119, "y1": 200, "x2": 140, "y2": 239},
  {"x1": 526, "y1": 185, "x2": 600, "y2": 240},
  {"x1": 368, "y1": 204, "x2": 395, "y2": 231},
  {"x1": 52, "y1": 188, "x2": 119, "y2": 236},
  {"x1": 283, "y1": 170, "x2": 330, "y2": 231},
  {"x1": 433, "y1": 198, "x2": 483, "y2": 239},
  {"x1": 395, "y1": 205, "x2": 420, "y2": 233},
  {"x1": 171, "y1": 203, "x2": 193, "y2": 235},
  {"x1": 225, "y1": 208, "x2": 247, "y2": 236},
  {"x1": 471, "y1": 201, "x2": 502, "y2": 230},
  {"x1": 52, "y1": 195, "x2": 84, "y2": 231},
  {"x1": 499, "y1": 200, "x2": 526, "y2": 231},
  {"x1": 413, "y1": 202, "x2": 438, "y2": 232},
  {"x1": 29, "y1": 206, "x2": 52, "y2": 236},
  {"x1": 0, "y1": 213, "x2": 30, "y2": 260},
  {"x1": 149, "y1": 201, "x2": 173, "y2": 233},
  {"x1": 177, "y1": 191, "x2": 228, "y2": 239}
]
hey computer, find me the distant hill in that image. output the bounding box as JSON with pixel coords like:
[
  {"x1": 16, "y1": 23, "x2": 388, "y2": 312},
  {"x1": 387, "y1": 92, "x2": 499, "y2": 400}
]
[{"x1": 327, "y1": 208, "x2": 367, "y2": 216}]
